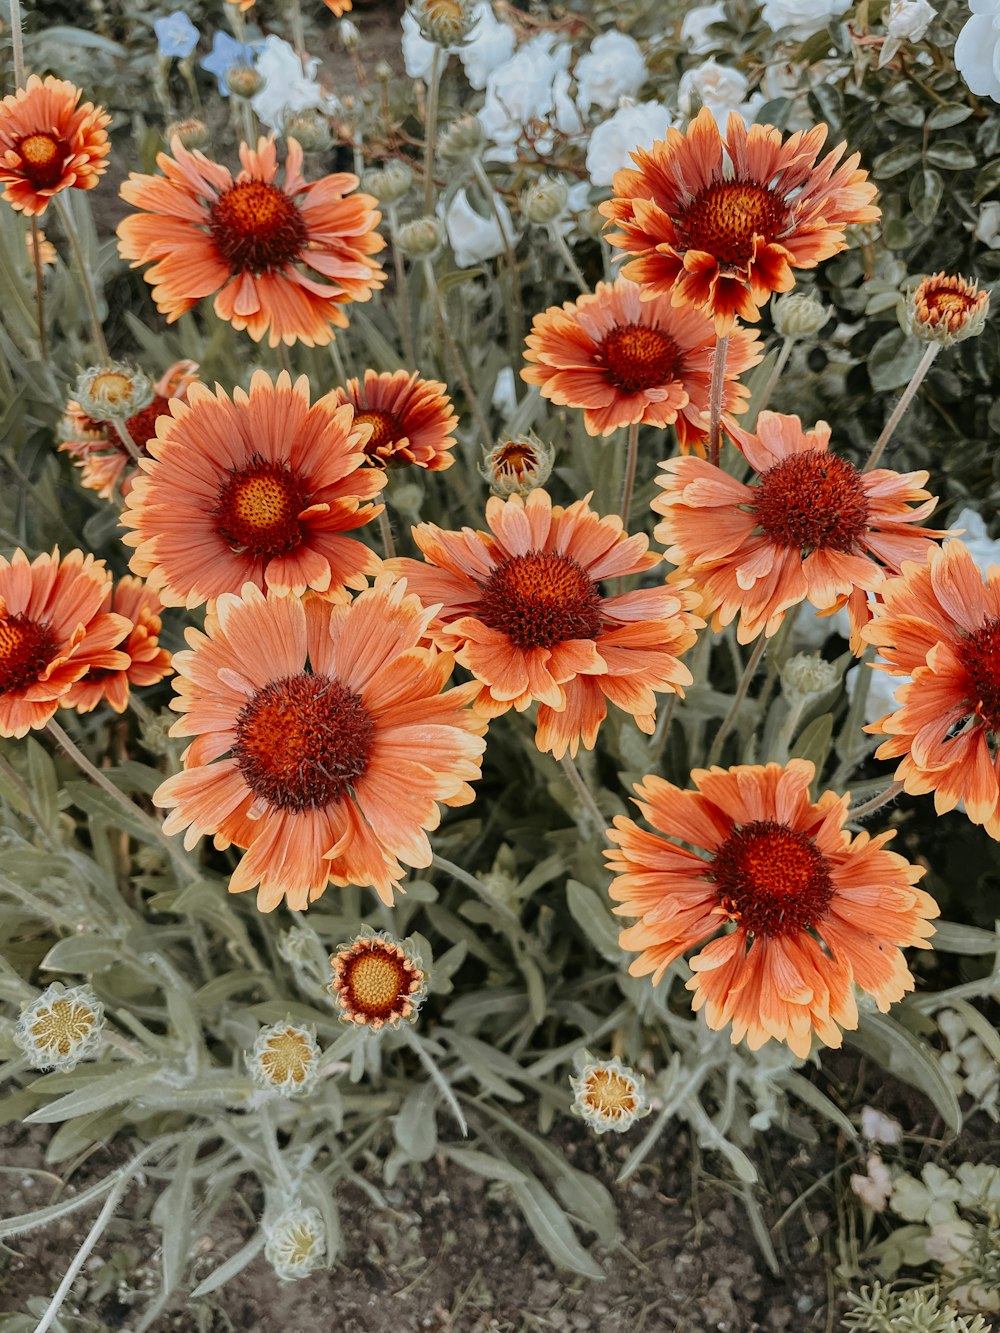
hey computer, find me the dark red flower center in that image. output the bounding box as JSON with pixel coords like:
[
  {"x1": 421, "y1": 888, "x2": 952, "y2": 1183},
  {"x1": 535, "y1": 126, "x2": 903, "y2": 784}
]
[
  {"x1": 339, "y1": 945, "x2": 418, "y2": 1023},
  {"x1": 92, "y1": 395, "x2": 171, "y2": 458},
  {"x1": 924, "y1": 287, "x2": 975, "y2": 319},
  {"x1": 354, "y1": 408, "x2": 403, "y2": 464},
  {"x1": 753, "y1": 450, "x2": 870, "y2": 554},
  {"x1": 957, "y1": 616, "x2": 1000, "y2": 735},
  {"x1": 478, "y1": 551, "x2": 602, "y2": 651},
  {"x1": 17, "y1": 132, "x2": 67, "y2": 191},
  {"x1": 596, "y1": 323, "x2": 681, "y2": 394},
  {"x1": 233, "y1": 673, "x2": 375, "y2": 811},
  {"x1": 491, "y1": 441, "x2": 541, "y2": 483},
  {"x1": 213, "y1": 457, "x2": 311, "y2": 560},
  {"x1": 209, "y1": 180, "x2": 308, "y2": 274},
  {"x1": 0, "y1": 612, "x2": 58, "y2": 695},
  {"x1": 709, "y1": 819, "x2": 834, "y2": 939},
  {"x1": 675, "y1": 180, "x2": 787, "y2": 269}
]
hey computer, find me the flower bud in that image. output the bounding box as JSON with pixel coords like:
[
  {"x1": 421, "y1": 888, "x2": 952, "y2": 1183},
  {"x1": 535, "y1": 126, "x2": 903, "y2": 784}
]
[
  {"x1": 374, "y1": 59, "x2": 393, "y2": 83},
  {"x1": 394, "y1": 214, "x2": 444, "y2": 258},
  {"x1": 389, "y1": 480, "x2": 425, "y2": 520},
  {"x1": 226, "y1": 62, "x2": 265, "y2": 99},
  {"x1": 570, "y1": 1056, "x2": 649, "y2": 1135},
  {"x1": 576, "y1": 204, "x2": 606, "y2": 239},
  {"x1": 75, "y1": 363, "x2": 153, "y2": 421},
  {"x1": 339, "y1": 17, "x2": 361, "y2": 50},
  {"x1": 366, "y1": 160, "x2": 414, "y2": 204},
  {"x1": 15, "y1": 983, "x2": 104, "y2": 1072},
  {"x1": 410, "y1": 0, "x2": 477, "y2": 46},
  {"x1": 284, "y1": 109, "x2": 332, "y2": 153},
  {"x1": 903, "y1": 272, "x2": 990, "y2": 347},
  {"x1": 166, "y1": 116, "x2": 210, "y2": 150},
  {"x1": 772, "y1": 291, "x2": 829, "y2": 338},
  {"x1": 520, "y1": 175, "x2": 569, "y2": 225},
  {"x1": 780, "y1": 652, "x2": 839, "y2": 701},
  {"x1": 480, "y1": 432, "x2": 555, "y2": 497},
  {"x1": 248, "y1": 1022, "x2": 320, "y2": 1096},
  {"x1": 264, "y1": 1205, "x2": 327, "y2": 1281},
  {"x1": 438, "y1": 114, "x2": 484, "y2": 161}
]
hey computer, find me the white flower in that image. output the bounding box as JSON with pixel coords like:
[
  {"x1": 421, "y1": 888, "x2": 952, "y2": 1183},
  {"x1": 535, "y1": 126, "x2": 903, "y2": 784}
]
[
  {"x1": 478, "y1": 34, "x2": 580, "y2": 149},
  {"x1": 860, "y1": 1106, "x2": 903, "y2": 1145},
  {"x1": 251, "y1": 36, "x2": 333, "y2": 130},
  {"x1": 850, "y1": 1153, "x2": 893, "y2": 1212},
  {"x1": 264, "y1": 1204, "x2": 326, "y2": 1281},
  {"x1": 401, "y1": 8, "x2": 437, "y2": 78},
  {"x1": 460, "y1": 3, "x2": 515, "y2": 89},
  {"x1": 492, "y1": 366, "x2": 517, "y2": 415},
  {"x1": 677, "y1": 59, "x2": 764, "y2": 130},
  {"x1": 680, "y1": 3, "x2": 727, "y2": 53},
  {"x1": 950, "y1": 507, "x2": 1000, "y2": 573},
  {"x1": 880, "y1": 0, "x2": 936, "y2": 66},
  {"x1": 974, "y1": 199, "x2": 1000, "y2": 248},
  {"x1": 585, "y1": 100, "x2": 671, "y2": 187},
  {"x1": 760, "y1": 0, "x2": 851, "y2": 41},
  {"x1": 444, "y1": 186, "x2": 519, "y2": 267},
  {"x1": 795, "y1": 604, "x2": 850, "y2": 648},
  {"x1": 955, "y1": 0, "x2": 1000, "y2": 102},
  {"x1": 575, "y1": 31, "x2": 647, "y2": 112}
]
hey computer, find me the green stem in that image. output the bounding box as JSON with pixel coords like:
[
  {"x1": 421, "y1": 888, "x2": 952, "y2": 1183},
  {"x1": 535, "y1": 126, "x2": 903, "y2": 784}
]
[
  {"x1": 376, "y1": 506, "x2": 395, "y2": 558},
  {"x1": 421, "y1": 258, "x2": 493, "y2": 447},
  {"x1": 8, "y1": 0, "x2": 25, "y2": 85},
  {"x1": 54, "y1": 195, "x2": 109, "y2": 362},
  {"x1": 847, "y1": 779, "x2": 905, "y2": 822},
  {"x1": 707, "y1": 333, "x2": 729, "y2": 468},
  {"x1": 111, "y1": 415, "x2": 143, "y2": 463},
  {"x1": 471, "y1": 156, "x2": 523, "y2": 351},
  {"x1": 707, "y1": 633, "x2": 768, "y2": 767},
  {"x1": 547, "y1": 221, "x2": 589, "y2": 294},
  {"x1": 620, "y1": 421, "x2": 640, "y2": 529},
  {"x1": 28, "y1": 219, "x2": 47, "y2": 357},
  {"x1": 559, "y1": 753, "x2": 607, "y2": 838},
  {"x1": 422, "y1": 46, "x2": 443, "y2": 216},
  {"x1": 864, "y1": 342, "x2": 939, "y2": 473},
  {"x1": 754, "y1": 335, "x2": 793, "y2": 423},
  {"x1": 387, "y1": 203, "x2": 416, "y2": 366}
]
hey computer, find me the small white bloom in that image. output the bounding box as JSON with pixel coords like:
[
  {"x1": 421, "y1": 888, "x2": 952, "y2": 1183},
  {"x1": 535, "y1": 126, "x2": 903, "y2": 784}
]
[
  {"x1": 680, "y1": 3, "x2": 727, "y2": 54},
  {"x1": 585, "y1": 100, "x2": 671, "y2": 187},
  {"x1": 860, "y1": 1106, "x2": 904, "y2": 1145},
  {"x1": 478, "y1": 34, "x2": 579, "y2": 149},
  {"x1": 760, "y1": 0, "x2": 851, "y2": 42},
  {"x1": 880, "y1": 0, "x2": 936, "y2": 66},
  {"x1": 15, "y1": 984, "x2": 104, "y2": 1072},
  {"x1": 264, "y1": 1204, "x2": 326, "y2": 1281},
  {"x1": 443, "y1": 186, "x2": 519, "y2": 267},
  {"x1": 252, "y1": 36, "x2": 333, "y2": 130},
  {"x1": 401, "y1": 8, "x2": 438, "y2": 78},
  {"x1": 956, "y1": 0, "x2": 1000, "y2": 103},
  {"x1": 975, "y1": 199, "x2": 1000, "y2": 248},
  {"x1": 678, "y1": 59, "x2": 764, "y2": 131},
  {"x1": 850, "y1": 1153, "x2": 893, "y2": 1212},
  {"x1": 461, "y1": 3, "x2": 516, "y2": 89},
  {"x1": 949, "y1": 508, "x2": 1000, "y2": 574},
  {"x1": 575, "y1": 31, "x2": 647, "y2": 112},
  {"x1": 491, "y1": 366, "x2": 517, "y2": 415}
]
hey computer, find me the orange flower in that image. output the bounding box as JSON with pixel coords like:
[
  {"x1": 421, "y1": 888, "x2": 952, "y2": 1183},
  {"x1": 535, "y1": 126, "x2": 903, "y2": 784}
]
[
  {"x1": 329, "y1": 930, "x2": 426, "y2": 1030},
  {"x1": 600, "y1": 108, "x2": 880, "y2": 335},
  {"x1": 0, "y1": 548, "x2": 131, "y2": 738},
  {"x1": 117, "y1": 136, "x2": 385, "y2": 348},
  {"x1": 120, "y1": 370, "x2": 384, "y2": 610},
  {"x1": 521, "y1": 277, "x2": 763, "y2": 450},
  {"x1": 390, "y1": 489, "x2": 702, "y2": 758},
  {"x1": 154, "y1": 578, "x2": 486, "y2": 910},
  {"x1": 0, "y1": 75, "x2": 110, "y2": 217},
  {"x1": 322, "y1": 0, "x2": 353, "y2": 13},
  {"x1": 64, "y1": 577, "x2": 172, "y2": 715},
  {"x1": 59, "y1": 359, "x2": 200, "y2": 501},
  {"x1": 225, "y1": 0, "x2": 255, "y2": 9},
  {"x1": 863, "y1": 540, "x2": 1000, "y2": 841},
  {"x1": 904, "y1": 272, "x2": 990, "y2": 347},
  {"x1": 26, "y1": 228, "x2": 57, "y2": 266},
  {"x1": 331, "y1": 369, "x2": 458, "y2": 470},
  {"x1": 653, "y1": 411, "x2": 945, "y2": 645},
  {"x1": 607, "y1": 760, "x2": 938, "y2": 1058}
]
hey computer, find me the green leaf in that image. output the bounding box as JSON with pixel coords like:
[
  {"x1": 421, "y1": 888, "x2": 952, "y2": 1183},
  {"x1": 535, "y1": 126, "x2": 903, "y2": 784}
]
[
  {"x1": 925, "y1": 142, "x2": 978, "y2": 171},
  {"x1": 974, "y1": 158, "x2": 1000, "y2": 202},
  {"x1": 189, "y1": 1234, "x2": 265, "y2": 1300},
  {"x1": 873, "y1": 144, "x2": 923, "y2": 178},
  {"x1": 868, "y1": 330, "x2": 925, "y2": 392},
  {"x1": 443, "y1": 1145, "x2": 527, "y2": 1186},
  {"x1": 846, "y1": 1012, "x2": 961, "y2": 1133},
  {"x1": 41, "y1": 934, "x2": 122, "y2": 974},
  {"x1": 566, "y1": 880, "x2": 621, "y2": 964},
  {"x1": 779, "y1": 1072, "x2": 856, "y2": 1139},
  {"x1": 929, "y1": 920, "x2": 1000, "y2": 955},
  {"x1": 25, "y1": 739, "x2": 58, "y2": 834},
  {"x1": 926, "y1": 104, "x2": 973, "y2": 129},
  {"x1": 791, "y1": 713, "x2": 834, "y2": 776},
  {"x1": 509, "y1": 1176, "x2": 605, "y2": 1279},
  {"x1": 909, "y1": 169, "x2": 944, "y2": 226},
  {"x1": 158, "y1": 1137, "x2": 198, "y2": 1295},
  {"x1": 24, "y1": 1066, "x2": 163, "y2": 1124},
  {"x1": 392, "y1": 1083, "x2": 438, "y2": 1162},
  {"x1": 62, "y1": 781, "x2": 162, "y2": 849}
]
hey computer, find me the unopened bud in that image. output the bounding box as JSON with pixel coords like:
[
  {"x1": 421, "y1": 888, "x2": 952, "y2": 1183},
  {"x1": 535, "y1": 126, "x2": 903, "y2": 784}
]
[
  {"x1": 339, "y1": 17, "x2": 361, "y2": 50},
  {"x1": 374, "y1": 59, "x2": 393, "y2": 83},
  {"x1": 521, "y1": 175, "x2": 569, "y2": 225},
  {"x1": 284, "y1": 109, "x2": 333, "y2": 153},
  {"x1": 390, "y1": 481, "x2": 425, "y2": 520},
  {"x1": 264, "y1": 1205, "x2": 327, "y2": 1281},
  {"x1": 166, "y1": 116, "x2": 210, "y2": 150},
  {"x1": 577, "y1": 204, "x2": 606, "y2": 239},
  {"x1": 438, "y1": 114, "x2": 484, "y2": 161},
  {"x1": 480, "y1": 432, "x2": 555, "y2": 497},
  {"x1": 780, "y1": 652, "x2": 839, "y2": 701},
  {"x1": 772, "y1": 291, "x2": 829, "y2": 338},
  {"x1": 226, "y1": 62, "x2": 265, "y2": 99},
  {"x1": 366, "y1": 160, "x2": 413, "y2": 204},
  {"x1": 410, "y1": 0, "x2": 477, "y2": 46},
  {"x1": 903, "y1": 272, "x2": 990, "y2": 347},
  {"x1": 395, "y1": 215, "x2": 444, "y2": 258}
]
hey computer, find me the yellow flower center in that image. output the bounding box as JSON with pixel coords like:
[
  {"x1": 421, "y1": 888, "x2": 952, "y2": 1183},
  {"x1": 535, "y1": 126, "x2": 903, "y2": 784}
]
[
  {"x1": 259, "y1": 1028, "x2": 315, "y2": 1085},
  {"x1": 581, "y1": 1068, "x2": 640, "y2": 1120},
  {"x1": 214, "y1": 458, "x2": 310, "y2": 558},
  {"x1": 30, "y1": 998, "x2": 96, "y2": 1056},
  {"x1": 332, "y1": 937, "x2": 424, "y2": 1027},
  {"x1": 676, "y1": 180, "x2": 787, "y2": 269}
]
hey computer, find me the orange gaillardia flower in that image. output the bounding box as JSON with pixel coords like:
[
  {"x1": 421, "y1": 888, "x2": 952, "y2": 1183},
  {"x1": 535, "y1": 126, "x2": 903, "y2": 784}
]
[
  {"x1": 154, "y1": 578, "x2": 487, "y2": 910},
  {"x1": 0, "y1": 549, "x2": 131, "y2": 738},
  {"x1": 322, "y1": 0, "x2": 354, "y2": 13},
  {"x1": 329, "y1": 930, "x2": 426, "y2": 1030},
  {"x1": 607, "y1": 760, "x2": 939, "y2": 1058},
  {"x1": 390, "y1": 489, "x2": 702, "y2": 759},
  {"x1": 117, "y1": 136, "x2": 385, "y2": 347},
  {"x1": 120, "y1": 370, "x2": 384, "y2": 609},
  {"x1": 521, "y1": 277, "x2": 763, "y2": 451},
  {"x1": 653, "y1": 411, "x2": 945, "y2": 645},
  {"x1": 64, "y1": 577, "x2": 172, "y2": 715},
  {"x1": 331, "y1": 369, "x2": 458, "y2": 471},
  {"x1": 59, "y1": 359, "x2": 200, "y2": 500},
  {"x1": 600, "y1": 108, "x2": 880, "y2": 334},
  {"x1": 863, "y1": 540, "x2": 1000, "y2": 842},
  {"x1": 0, "y1": 75, "x2": 111, "y2": 217},
  {"x1": 904, "y1": 272, "x2": 990, "y2": 347}
]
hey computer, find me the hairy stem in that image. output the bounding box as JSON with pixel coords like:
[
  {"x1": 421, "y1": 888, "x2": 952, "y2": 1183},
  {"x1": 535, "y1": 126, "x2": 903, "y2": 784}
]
[
  {"x1": 376, "y1": 506, "x2": 396, "y2": 558},
  {"x1": 471, "y1": 156, "x2": 523, "y2": 351},
  {"x1": 387, "y1": 203, "x2": 416, "y2": 366},
  {"x1": 847, "y1": 779, "x2": 905, "y2": 822},
  {"x1": 620, "y1": 421, "x2": 640, "y2": 529},
  {"x1": 864, "y1": 342, "x2": 939, "y2": 473},
  {"x1": 707, "y1": 333, "x2": 729, "y2": 468},
  {"x1": 422, "y1": 258, "x2": 493, "y2": 447},
  {"x1": 547, "y1": 221, "x2": 589, "y2": 294},
  {"x1": 559, "y1": 753, "x2": 607, "y2": 839},
  {"x1": 54, "y1": 195, "x2": 109, "y2": 362},
  {"x1": 707, "y1": 633, "x2": 768, "y2": 768},
  {"x1": 422, "y1": 46, "x2": 442, "y2": 216}
]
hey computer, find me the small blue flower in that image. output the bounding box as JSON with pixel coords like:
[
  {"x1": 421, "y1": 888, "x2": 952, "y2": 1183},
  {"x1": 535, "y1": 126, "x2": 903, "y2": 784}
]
[
  {"x1": 154, "y1": 10, "x2": 199, "y2": 59},
  {"x1": 201, "y1": 31, "x2": 259, "y2": 97}
]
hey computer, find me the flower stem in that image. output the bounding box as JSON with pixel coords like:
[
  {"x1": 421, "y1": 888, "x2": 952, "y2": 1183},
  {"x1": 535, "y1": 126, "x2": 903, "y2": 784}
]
[
  {"x1": 422, "y1": 258, "x2": 493, "y2": 447},
  {"x1": 28, "y1": 220, "x2": 47, "y2": 357},
  {"x1": 54, "y1": 194, "x2": 109, "y2": 362},
  {"x1": 753, "y1": 335, "x2": 793, "y2": 423},
  {"x1": 422, "y1": 46, "x2": 442, "y2": 216},
  {"x1": 559, "y1": 753, "x2": 607, "y2": 839},
  {"x1": 9, "y1": 0, "x2": 25, "y2": 85},
  {"x1": 846, "y1": 779, "x2": 905, "y2": 822},
  {"x1": 707, "y1": 632, "x2": 768, "y2": 767},
  {"x1": 387, "y1": 203, "x2": 416, "y2": 365},
  {"x1": 547, "y1": 222, "x2": 589, "y2": 294},
  {"x1": 471, "y1": 156, "x2": 523, "y2": 350},
  {"x1": 863, "y1": 342, "x2": 939, "y2": 473},
  {"x1": 110, "y1": 415, "x2": 143, "y2": 464},
  {"x1": 620, "y1": 421, "x2": 640, "y2": 529},
  {"x1": 707, "y1": 333, "x2": 729, "y2": 468},
  {"x1": 376, "y1": 506, "x2": 396, "y2": 558}
]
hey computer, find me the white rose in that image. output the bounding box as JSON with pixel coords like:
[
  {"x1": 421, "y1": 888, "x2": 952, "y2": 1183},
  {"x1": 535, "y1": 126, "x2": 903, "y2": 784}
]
[
  {"x1": 678, "y1": 59, "x2": 764, "y2": 130},
  {"x1": 478, "y1": 34, "x2": 578, "y2": 148},
  {"x1": 974, "y1": 199, "x2": 1000, "y2": 248},
  {"x1": 760, "y1": 0, "x2": 851, "y2": 41},
  {"x1": 401, "y1": 9, "x2": 437, "y2": 79},
  {"x1": 949, "y1": 508, "x2": 1000, "y2": 573},
  {"x1": 575, "y1": 31, "x2": 647, "y2": 112},
  {"x1": 585, "y1": 100, "x2": 671, "y2": 187},
  {"x1": 680, "y1": 3, "x2": 727, "y2": 54},
  {"x1": 444, "y1": 186, "x2": 520, "y2": 267},
  {"x1": 251, "y1": 36, "x2": 333, "y2": 130},
  {"x1": 460, "y1": 3, "x2": 516, "y2": 90},
  {"x1": 955, "y1": 0, "x2": 1000, "y2": 104},
  {"x1": 491, "y1": 366, "x2": 517, "y2": 415},
  {"x1": 886, "y1": 0, "x2": 936, "y2": 38}
]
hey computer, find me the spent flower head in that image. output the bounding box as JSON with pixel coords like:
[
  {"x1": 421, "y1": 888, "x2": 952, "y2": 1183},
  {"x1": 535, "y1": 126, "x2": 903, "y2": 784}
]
[
  {"x1": 480, "y1": 433, "x2": 554, "y2": 497},
  {"x1": 329, "y1": 928, "x2": 427, "y2": 1031},
  {"x1": 366, "y1": 161, "x2": 414, "y2": 204},
  {"x1": 248, "y1": 1023, "x2": 320, "y2": 1096},
  {"x1": 570, "y1": 1056, "x2": 649, "y2": 1134},
  {"x1": 15, "y1": 983, "x2": 104, "y2": 1071},
  {"x1": 264, "y1": 1204, "x2": 327, "y2": 1281},
  {"x1": 438, "y1": 114, "x2": 485, "y2": 161},
  {"x1": 409, "y1": 0, "x2": 477, "y2": 47},
  {"x1": 903, "y1": 272, "x2": 990, "y2": 346},
  {"x1": 780, "y1": 652, "x2": 840, "y2": 702},
  {"x1": 75, "y1": 363, "x2": 153, "y2": 422},
  {"x1": 283, "y1": 109, "x2": 332, "y2": 152},
  {"x1": 772, "y1": 290, "x2": 830, "y2": 338},
  {"x1": 395, "y1": 215, "x2": 444, "y2": 258},
  {"x1": 165, "y1": 117, "x2": 210, "y2": 149},
  {"x1": 521, "y1": 176, "x2": 569, "y2": 225},
  {"x1": 226, "y1": 62, "x2": 266, "y2": 99}
]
